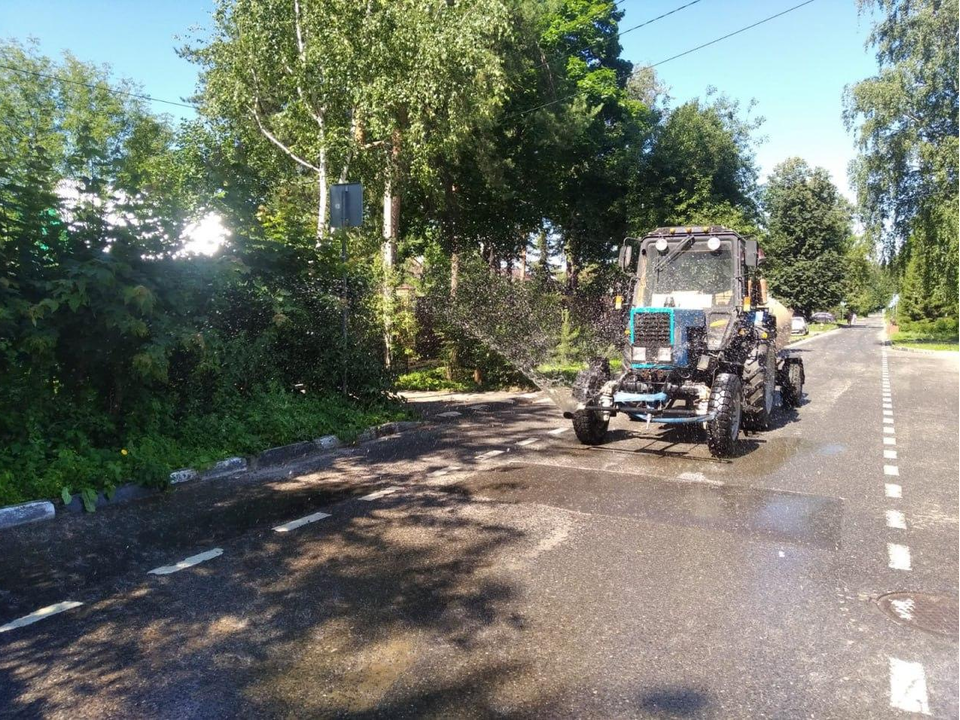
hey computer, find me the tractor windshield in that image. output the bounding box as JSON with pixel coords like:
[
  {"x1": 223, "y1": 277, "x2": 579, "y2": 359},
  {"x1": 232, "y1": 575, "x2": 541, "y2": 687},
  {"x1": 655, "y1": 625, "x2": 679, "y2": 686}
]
[{"x1": 634, "y1": 238, "x2": 737, "y2": 309}]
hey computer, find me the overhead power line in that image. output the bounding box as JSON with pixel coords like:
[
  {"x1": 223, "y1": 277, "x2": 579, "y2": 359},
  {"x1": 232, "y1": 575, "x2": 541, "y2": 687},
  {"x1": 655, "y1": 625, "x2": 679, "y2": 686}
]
[
  {"x1": 0, "y1": 63, "x2": 197, "y2": 110},
  {"x1": 513, "y1": 0, "x2": 817, "y2": 117},
  {"x1": 619, "y1": 0, "x2": 705, "y2": 37},
  {"x1": 650, "y1": 0, "x2": 817, "y2": 67}
]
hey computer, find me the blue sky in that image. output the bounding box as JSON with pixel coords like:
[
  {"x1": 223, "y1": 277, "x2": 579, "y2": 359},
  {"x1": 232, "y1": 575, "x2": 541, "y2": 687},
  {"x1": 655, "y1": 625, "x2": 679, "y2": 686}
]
[{"x1": 1, "y1": 0, "x2": 878, "y2": 199}]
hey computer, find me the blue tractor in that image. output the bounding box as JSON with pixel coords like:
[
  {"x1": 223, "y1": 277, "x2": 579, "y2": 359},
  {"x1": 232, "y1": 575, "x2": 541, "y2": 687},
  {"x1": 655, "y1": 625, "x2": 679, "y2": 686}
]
[{"x1": 565, "y1": 226, "x2": 804, "y2": 458}]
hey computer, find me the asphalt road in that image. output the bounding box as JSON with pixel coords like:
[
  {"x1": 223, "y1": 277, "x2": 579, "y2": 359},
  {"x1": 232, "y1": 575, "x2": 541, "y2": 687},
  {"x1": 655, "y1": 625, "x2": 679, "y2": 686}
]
[{"x1": 1, "y1": 317, "x2": 957, "y2": 719}]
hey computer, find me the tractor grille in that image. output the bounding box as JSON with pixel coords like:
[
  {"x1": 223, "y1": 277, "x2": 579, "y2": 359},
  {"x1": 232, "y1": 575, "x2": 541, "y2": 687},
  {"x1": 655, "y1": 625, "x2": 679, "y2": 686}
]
[{"x1": 633, "y1": 312, "x2": 671, "y2": 348}]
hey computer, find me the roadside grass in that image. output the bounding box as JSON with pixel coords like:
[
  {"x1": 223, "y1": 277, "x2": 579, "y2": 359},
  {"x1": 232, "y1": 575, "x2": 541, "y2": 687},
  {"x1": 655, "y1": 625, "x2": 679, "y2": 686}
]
[
  {"x1": 0, "y1": 389, "x2": 414, "y2": 507},
  {"x1": 889, "y1": 318, "x2": 958, "y2": 352}
]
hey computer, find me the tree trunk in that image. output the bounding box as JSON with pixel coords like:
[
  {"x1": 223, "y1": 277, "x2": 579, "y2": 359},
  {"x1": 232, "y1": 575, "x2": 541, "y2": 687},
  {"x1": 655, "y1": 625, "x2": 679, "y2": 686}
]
[
  {"x1": 519, "y1": 242, "x2": 527, "y2": 281},
  {"x1": 381, "y1": 176, "x2": 400, "y2": 368},
  {"x1": 316, "y1": 149, "x2": 329, "y2": 243},
  {"x1": 565, "y1": 240, "x2": 579, "y2": 292}
]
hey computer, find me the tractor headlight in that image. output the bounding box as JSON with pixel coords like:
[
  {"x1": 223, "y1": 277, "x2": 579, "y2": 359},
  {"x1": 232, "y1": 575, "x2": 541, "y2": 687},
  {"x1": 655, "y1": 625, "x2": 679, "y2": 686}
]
[
  {"x1": 657, "y1": 347, "x2": 672, "y2": 362},
  {"x1": 632, "y1": 346, "x2": 646, "y2": 362}
]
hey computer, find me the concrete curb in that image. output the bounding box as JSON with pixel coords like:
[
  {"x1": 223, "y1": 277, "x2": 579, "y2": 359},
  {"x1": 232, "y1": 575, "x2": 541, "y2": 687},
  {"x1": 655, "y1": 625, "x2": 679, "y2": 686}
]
[
  {"x1": 0, "y1": 501, "x2": 56, "y2": 530},
  {"x1": 0, "y1": 419, "x2": 425, "y2": 530}
]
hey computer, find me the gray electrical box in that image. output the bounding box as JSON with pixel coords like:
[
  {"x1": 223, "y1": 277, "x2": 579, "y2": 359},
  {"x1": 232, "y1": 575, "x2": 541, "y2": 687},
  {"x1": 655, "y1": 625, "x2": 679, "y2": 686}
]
[{"x1": 330, "y1": 182, "x2": 363, "y2": 229}]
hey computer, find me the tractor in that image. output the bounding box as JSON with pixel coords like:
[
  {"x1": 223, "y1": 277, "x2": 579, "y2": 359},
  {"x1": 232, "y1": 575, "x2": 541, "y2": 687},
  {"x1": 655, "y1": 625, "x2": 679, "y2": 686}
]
[{"x1": 565, "y1": 226, "x2": 804, "y2": 458}]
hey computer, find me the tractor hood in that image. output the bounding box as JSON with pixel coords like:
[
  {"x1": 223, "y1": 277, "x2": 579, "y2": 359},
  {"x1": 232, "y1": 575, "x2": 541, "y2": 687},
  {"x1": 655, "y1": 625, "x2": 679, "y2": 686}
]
[{"x1": 626, "y1": 307, "x2": 706, "y2": 369}]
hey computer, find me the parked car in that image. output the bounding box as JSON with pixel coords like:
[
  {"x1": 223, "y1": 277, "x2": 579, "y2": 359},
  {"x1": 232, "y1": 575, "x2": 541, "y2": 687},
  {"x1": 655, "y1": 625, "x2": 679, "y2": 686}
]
[
  {"x1": 791, "y1": 316, "x2": 809, "y2": 335},
  {"x1": 810, "y1": 312, "x2": 835, "y2": 323}
]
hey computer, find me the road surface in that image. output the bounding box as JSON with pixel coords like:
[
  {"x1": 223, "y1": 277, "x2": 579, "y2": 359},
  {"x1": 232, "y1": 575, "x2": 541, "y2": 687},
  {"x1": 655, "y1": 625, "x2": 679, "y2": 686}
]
[{"x1": 1, "y1": 318, "x2": 957, "y2": 718}]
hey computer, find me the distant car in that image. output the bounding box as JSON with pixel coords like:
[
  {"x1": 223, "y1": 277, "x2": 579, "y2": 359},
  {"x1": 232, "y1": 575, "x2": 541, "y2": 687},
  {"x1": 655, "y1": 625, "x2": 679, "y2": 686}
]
[
  {"x1": 791, "y1": 316, "x2": 809, "y2": 335},
  {"x1": 810, "y1": 312, "x2": 835, "y2": 323}
]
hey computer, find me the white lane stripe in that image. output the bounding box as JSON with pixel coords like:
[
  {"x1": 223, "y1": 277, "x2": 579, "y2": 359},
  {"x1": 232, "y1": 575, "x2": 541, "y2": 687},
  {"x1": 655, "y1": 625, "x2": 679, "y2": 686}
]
[
  {"x1": 0, "y1": 601, "x2": 84, "y2": 634},
  {"x1": 885, "y1": 483, "x2": 902, "y2": 498},
  {"x1": 148, "y1": 548, "x2": 223, "y2": 575},
  {"x1": 476, "y1": 449, "x2": 505, "y2": 460},
  {"x1": 883, "y1": 409, "x2": 894, "y2": 416},
  {"x1": 886, "y1": 510, "x2": 907, "y2": 530},
  {"x1": 883, "y1": 417, "x2": 895, "y2": 425},
  {"x1": 360, "y1": 487, "x2": 398, "y2": 501},
  {"x1": 273, "y1": 511, "x2": 331, "y2": 533},
  {"x1": 883, "y1": 403, "x2": 893, "y2": 409},
  {"x1": 516, "y1": 438, "x2": 539, "y2": 446},
  {"x1": 547, "y1": 426, "x2": 569, "y2": 435},
  {"x1": 884, "y1": 426, "x2": 896, "y2": 434},
  {"x1": 889, "y1": 658, "x2": 930, "y2": 715},
  {"x1": 883, "y1": 436, "x2": 896, "y2": 445},
  {"x1": 884, "y1": 449, "x2": 898, "y2": 459},
  {"x1": 429, "y1": 466, "x2": 461, "y2": 477},
  {"x1": 888, "y1": 543, "x2": 912, "y2": 570},
  {"x1": 884, "y1": 465, "x2": 900, "y2": 476}
]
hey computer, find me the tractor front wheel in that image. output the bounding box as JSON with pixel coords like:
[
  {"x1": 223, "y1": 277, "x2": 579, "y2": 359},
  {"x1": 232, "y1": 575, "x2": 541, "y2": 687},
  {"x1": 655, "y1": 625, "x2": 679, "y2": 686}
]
[
  {"x1": 742, "y1": 343, "x2": 776, "y2": 430},
  {"x1": 706, "y1": 373, "x2": 742, "y2": 458},
  {"x1": 572, "y1": 409, "x2": 609, "y2": 445},
  {"x1": 781, "y1": 361, "x2": 804, "y2": 408}
]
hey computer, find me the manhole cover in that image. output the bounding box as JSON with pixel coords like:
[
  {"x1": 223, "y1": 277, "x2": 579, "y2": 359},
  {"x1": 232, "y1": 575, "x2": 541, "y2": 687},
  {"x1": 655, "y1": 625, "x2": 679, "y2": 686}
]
[{"x1": 877, "y1": 592, "x2": 959, "y2": 639}]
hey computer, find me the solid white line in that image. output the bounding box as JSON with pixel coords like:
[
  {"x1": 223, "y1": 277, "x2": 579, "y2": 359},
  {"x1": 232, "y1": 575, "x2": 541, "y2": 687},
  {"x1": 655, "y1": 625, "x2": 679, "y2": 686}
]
[
  {"x1": 884, "y1": 449, "x2": 898, "y2": 460},
  {"x1": 889, "y1": 657, "x2": 930, "y2": 715},
  {"x1": 888, "y1": 543, "x2": 912, "y2": 570},
  {"x1": 516, "y1": 438, "x2": 539, "y2": 446},
  {"x1": 0, "y1": 601, "x2": 84, "y2": 634},
  {"x1": 883, "y1": 436, "x2": 896, "y2": 445},
  {"x1": 273, "y1": 511, "x2": 331, "y2": 533},
  {"x1": 884, "y1": 465, "x2": 900, "y2": 476},
  {"x1": 886, "y1": 510, "x2": 907, "y2": 530},
  {"x1": 360, "y1": 487, "x2": 398, "y2": 501},
  {"x1": 148, "y1": 548, "x2": 223, "y2": 576},
  {"x1": 547, "y1": 426, "x2": 569, "y2": 435},
  {"x1": 885, "y1": 483, "x2": 902, "y2": 498},
  {"x1": 883, "y1": 426, "x2": 896, "y2": 434}
]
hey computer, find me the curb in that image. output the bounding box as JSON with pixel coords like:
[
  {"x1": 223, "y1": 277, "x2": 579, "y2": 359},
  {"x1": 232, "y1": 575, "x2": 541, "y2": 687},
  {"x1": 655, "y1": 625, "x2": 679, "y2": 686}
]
[{"x1": 0, "y1": 420, "x2": 425, "y2": 531}]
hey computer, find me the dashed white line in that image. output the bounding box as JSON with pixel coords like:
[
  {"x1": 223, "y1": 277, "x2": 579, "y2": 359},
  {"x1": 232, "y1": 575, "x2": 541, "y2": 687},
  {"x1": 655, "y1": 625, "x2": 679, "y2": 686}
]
[
  {"x1": 547, "y1": 426, "x2": 569, "y2": 436},
  {"x1": 883, "y1": 426, "x2": 896, "y2": 435},
  {"x1": 886, "y1": 510, "x2": 907, "y2": 530},
  {"x1": 360, "y1": 487, "x2": 399, "y2": 501},
  {"x1": 516, "y1": 438, "x2": 539, "y2": 446},
  {"x1": 883, "y1": 436, "x2": 896, "y2": 445},
  {"x1": 0, "y1": 601, "x2": 84, "y2": 634},
  {"x1": 884, "y1": 449, "x2": 898, "y2": 460},
  {"x1": 429, "y1": 466, "x2": 461, "y2": 477},
  {"x1": 273, "y1": 511, "x2": 331, "y2": 533},
  {"x1": 883, "y1": 409, "x2": 894, "y2": 416},
  {"x1": 884, "y1": 465, "x2": 900, "y2": 476},
  {"x1": 883, "y1": 417, "x2": 895, "y2": 425},
  {"x1": 476, "y1": 449, "x2": 505, "y2": 460},
  {"x1": 883, "y1": 403, "x2": 893, "y2": 409},
  {"x1": 887, "y1": 543, "x2": 912, "y2": 570},
  {"x1": 148, "y1": 548, "x2": 223, "y2": 576},
  {"x1": 889, "y1": 657, "x2": 930, "y2": 715},
  {"x1": 885, "y1": 483, "x2": 902, "y2": 498}
]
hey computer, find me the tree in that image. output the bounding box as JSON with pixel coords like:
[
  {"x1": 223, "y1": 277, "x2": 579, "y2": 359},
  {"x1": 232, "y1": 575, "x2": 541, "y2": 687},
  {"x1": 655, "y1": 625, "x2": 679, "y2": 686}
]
[{"x1": 762, "y1": 158, "x2": 853, "y2": 316}]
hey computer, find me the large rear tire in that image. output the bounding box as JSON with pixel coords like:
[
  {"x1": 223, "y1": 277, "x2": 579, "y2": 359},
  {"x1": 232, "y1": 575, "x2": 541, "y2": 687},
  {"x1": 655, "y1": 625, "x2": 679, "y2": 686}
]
[
  {"x1": 707, "y1": 373, "x2": 742, "y2": 458},
  {"x1": 742, "y1": 343, "x2": 775, "y2": 430},
  {"x1": 572, "y1": 409, "x2": 608, "y2": 445}
]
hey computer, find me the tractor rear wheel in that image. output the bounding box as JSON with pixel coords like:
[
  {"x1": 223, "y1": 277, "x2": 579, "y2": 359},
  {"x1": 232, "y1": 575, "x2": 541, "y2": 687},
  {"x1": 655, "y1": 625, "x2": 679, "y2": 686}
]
[
  {"x1": 781, "y1": 361, "x2": 804, "y2": 408},
  {"x1": 707, "y1": 373, "x2": 742, "y2": 458},
  {"x1": 572, "y1": 409, "x2": 608, "y2": 445},
  {"x1": 742, "y1": 342, "x2": 776, "y2": 430}
]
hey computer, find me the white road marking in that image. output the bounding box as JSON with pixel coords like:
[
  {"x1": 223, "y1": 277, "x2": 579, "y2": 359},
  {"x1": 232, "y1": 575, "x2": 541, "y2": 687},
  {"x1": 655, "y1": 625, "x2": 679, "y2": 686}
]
[
  {"x1": 884, "y1": 450, "x2": 898, "y2": 460},
  {"x1": 886, "y1": 509, "x2": 907, "y2": 530},
  {"x1": 889, "y1": 657, "x2": 930, "y2": 715},
  {"x1": 547, "y1": 426, "x2": 569, "y2": 436},
  {"x1": 885, "y1": 483, "x2": 902, "y2": 498},
  {"x1": 884, "y1": 465, "x2": 900, "y2": 476},
  {"x1": 0, "y1": 601, "x2": 84, "y2": 634},
  {"x1": 429, "y1": 466, "x2": 461, "y2": 477},
  {"x1": 436, "y1": 411, "x2": 462, "y2": 418},
  {"x1": 519, "y1": 392, "x2": 539, "y2": 399},
  {"x1": 476, "y1": 449, "x2": 505, "y2": 460},
  {"x1": 516, "y1": 438, "x2": 539, "y2": 446},
  {"x1": 883, "y1": 417, "x2": 895, "y2": 425},
  {"x1": 273, "y1": 511, "x2": 331, "y2": 533},
  {"x1": 360, "y1": 487, "x2": 399, "y2": 501},
  {"x1": 883, "y1": 403, "x2": 893, "y2": 409},
  {"x1": 883, "y1": 426, "x2": 896, "y2": 435},
  {"x1": 883, "y1": 409, "x2": 894, "y2": 416},
  {"x1": 891, "y1": 598, "x2": 915, "y2": 620},
  {"x1": 884, "y1": 436, "x2": 896, "y2": 445},
  {"x1": 676, "y1": 471, "x2": 724, "y2": 487},
  {"x1": 148, "y1": 548, "x2": 223, "y2": 576},
  {"x1": 887, "y1": 543, "x2": 912, "y2": 570}
]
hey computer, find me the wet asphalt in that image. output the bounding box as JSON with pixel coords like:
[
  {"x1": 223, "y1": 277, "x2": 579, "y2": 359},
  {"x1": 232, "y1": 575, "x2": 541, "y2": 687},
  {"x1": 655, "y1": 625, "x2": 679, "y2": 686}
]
[{"x1": 0, "y1": 317, "x2": 957, "y2": 719}]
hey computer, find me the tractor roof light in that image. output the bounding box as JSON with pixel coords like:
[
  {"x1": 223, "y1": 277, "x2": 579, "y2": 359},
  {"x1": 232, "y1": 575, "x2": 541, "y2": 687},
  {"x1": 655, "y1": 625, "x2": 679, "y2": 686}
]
[
  {"x1": 706, "y1": 236, "x2": 721, "y2": 251},
  {"x1": 655, "y1": 238, "x2": 669, "y2": 252}
]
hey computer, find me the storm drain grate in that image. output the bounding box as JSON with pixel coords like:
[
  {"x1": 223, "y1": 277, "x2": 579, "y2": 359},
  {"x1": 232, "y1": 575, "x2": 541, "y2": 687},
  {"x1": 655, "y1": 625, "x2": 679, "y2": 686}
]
[{"x1": 877, "y1": 592, "x2": 958, "y2": 639}]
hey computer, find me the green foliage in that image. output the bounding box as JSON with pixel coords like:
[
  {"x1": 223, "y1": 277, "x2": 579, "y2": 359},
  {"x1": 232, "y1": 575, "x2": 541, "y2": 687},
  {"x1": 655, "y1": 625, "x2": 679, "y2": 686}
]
[
  {"x1": 762, "y1": 158, "x2": 854, "y2": 316},
  {"x1": 394, "y1": 366, "x2": 475, "y2": 393}
]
